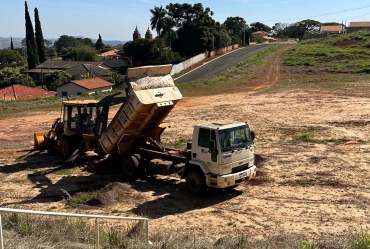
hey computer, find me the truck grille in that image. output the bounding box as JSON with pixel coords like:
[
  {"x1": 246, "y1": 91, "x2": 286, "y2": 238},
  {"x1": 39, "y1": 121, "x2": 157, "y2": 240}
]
[{"x1": 232, "y1": 163, "x2": 249, "y2": 173}]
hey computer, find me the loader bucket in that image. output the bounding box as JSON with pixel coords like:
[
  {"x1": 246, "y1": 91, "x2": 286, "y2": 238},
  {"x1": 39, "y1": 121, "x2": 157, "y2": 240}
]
[{"x1": 34, "y1": 132, "x2": 48, "y2": 150}]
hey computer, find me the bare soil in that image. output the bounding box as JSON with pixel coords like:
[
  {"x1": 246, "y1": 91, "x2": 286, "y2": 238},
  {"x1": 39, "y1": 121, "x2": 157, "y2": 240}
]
[{"x1": 1, "y1": 50, "x2": 370, "y2": 243}]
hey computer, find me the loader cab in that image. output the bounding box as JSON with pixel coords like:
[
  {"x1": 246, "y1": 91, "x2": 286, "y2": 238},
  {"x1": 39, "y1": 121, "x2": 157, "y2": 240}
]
[{"x1": 62, "y1": 100, "x2": 99, "y2": 135}]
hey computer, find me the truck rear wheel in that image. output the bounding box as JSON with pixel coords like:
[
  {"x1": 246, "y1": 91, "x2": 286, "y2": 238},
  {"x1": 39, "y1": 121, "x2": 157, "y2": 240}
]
[
  {"x1": 186, "y1": 169, "x2": 207, "y2": 196},
  {"x1": 122, "y1": 156, "x2": 139, "y2": 179}
]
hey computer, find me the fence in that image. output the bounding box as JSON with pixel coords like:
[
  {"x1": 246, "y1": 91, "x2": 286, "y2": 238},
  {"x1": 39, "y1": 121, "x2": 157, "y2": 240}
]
[
  {"x1": 0, "y1": 207, "x2": 149, "y2": 249},
  {"x1": 170, "y1": 44, "x2": 240, "y2": 76},
  {"x1": 170, "y1": 51, "x2": 208, "y2": 76}
]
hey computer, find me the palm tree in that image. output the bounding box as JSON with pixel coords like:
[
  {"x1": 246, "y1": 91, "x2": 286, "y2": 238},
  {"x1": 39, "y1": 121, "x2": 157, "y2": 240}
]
[
  {"x1": 163, "y1": 17, "x2": 177, "y2": 49},
  {"x1": 150, "y1": 5, "x2": 167, "y2": 56}
]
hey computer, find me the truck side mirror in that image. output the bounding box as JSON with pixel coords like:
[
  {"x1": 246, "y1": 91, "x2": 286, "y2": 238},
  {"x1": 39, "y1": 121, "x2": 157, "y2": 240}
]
[
  {"x1": 251, "y1": 130, "x2": 256, "y2": 141},
  {"x1": 209, "y1": 140, "x2": 216, "y2": 153}
]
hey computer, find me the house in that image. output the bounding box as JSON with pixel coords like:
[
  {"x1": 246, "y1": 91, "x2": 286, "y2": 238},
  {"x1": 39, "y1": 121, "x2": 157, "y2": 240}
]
[
  {"x1": 24, "y1": 61, "x2": 115, "y2": 83},
  {"x1": 320, "y1": 25, "x2": 346, "y2": 34},
  {"x1": 252, "y1": 31, "x2": 269, "y2": 40},
  {"x1": 252, "y1": 31, "x2": 276, "y2": 43},
  {"x1": 64, "y1": 63, "x2": 116, "y2": 81},
  {"x1": 346, "y1": 22, "x2": 370, "y2": 33},
  {"x1": 56, "y1": 78, "x2": 113, "y2": 97},
  {"x1": 98, "y1": 49, "x2": 120, "y2": 59},
  {"x1": 0, "y1": 84, "x2": 55, "y2": 101}
]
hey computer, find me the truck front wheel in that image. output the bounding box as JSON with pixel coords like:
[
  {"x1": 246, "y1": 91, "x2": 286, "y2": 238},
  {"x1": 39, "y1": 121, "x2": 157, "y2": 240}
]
[{"x1": 186, "y1": 169, "x2": 207, "y2": 196}]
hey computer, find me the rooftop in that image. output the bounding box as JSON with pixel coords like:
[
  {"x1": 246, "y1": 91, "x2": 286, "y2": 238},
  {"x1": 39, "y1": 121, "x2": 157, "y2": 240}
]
[
  {"x1": 68, "y1": 78, "x2": 113, "y2": 90},
  {"x1": 348, "y1": 22, "x2": 370, "y2": 27},
  {"x1": 0, "y1": 84, "x2": 55, "y2": 101}
]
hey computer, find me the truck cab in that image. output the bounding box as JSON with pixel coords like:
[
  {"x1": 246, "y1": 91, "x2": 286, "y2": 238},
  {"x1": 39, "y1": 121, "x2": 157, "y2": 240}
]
[{"x1": 186, "y1": 120, "x2": 257, "y2": 193}]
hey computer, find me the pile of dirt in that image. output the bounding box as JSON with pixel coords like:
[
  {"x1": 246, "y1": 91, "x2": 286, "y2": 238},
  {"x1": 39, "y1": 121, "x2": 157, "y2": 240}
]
[{"x1": 85, "y1": 182, "x2": 146, "y2": 206}]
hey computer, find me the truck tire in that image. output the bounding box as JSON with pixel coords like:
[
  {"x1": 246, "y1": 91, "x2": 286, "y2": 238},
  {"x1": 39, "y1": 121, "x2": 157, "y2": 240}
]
[
  {"x1": 122, "y1": 156, "x2": 139, "y2": 179},
  {"x1": 186, "y1": 169, "x2": 207, "y2": 196}
]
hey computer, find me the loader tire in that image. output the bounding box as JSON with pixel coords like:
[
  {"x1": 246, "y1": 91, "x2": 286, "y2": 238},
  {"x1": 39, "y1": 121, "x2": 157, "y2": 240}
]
[
  {"x1": 186, "y1": 169, "x2": 207, "y2": 196},
  {"x1": 47, "y1": 139, "x2": 56, "y2": 155},
  {"x1": 122, "y1": 155, "x2": 139, "y2": 179},
  {"x1": 60, "y1": 136, "x2": 77, "y2": 159}
]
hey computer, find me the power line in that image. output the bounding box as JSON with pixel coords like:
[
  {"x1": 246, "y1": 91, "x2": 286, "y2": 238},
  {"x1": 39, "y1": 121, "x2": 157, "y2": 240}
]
[{"x1": 258, "y1": 4, "x2": 370, "y2": 23}]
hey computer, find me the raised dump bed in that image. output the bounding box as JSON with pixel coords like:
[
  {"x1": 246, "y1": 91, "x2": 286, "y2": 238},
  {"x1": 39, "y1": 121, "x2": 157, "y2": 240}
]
[{"x1": 98, "y1": 65, "x2": 183, "y2": 154}]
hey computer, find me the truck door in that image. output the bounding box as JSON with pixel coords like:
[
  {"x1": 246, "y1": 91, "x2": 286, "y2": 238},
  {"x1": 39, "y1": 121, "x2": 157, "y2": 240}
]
[{"x1": 193, "y1": 128, "x2": 219, "y2": 175}]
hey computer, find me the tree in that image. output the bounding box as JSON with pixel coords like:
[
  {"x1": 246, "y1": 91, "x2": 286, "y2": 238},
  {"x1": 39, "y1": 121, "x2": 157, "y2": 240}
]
[
  {"x1": 123, "y1": 39, "x2": 156, "y2": 65},
  {"x1": 0, "y1": 49, "x2": 26, "y2": 67},
  {"x1": 223, "y1": 16, "x2": 246, "y2": 35},
  {"x1": 25, "y1": 1, "x2": 38, "y2": 69},
  {"x1": 163, "y1": 17, "x2": 177, "y2": 49},
  {"x1": 61, "y1": 46, "x2": 100, "y2": 61},
  {"x1": 150, "y1": 5, "x2": 167, "y2": 56},
  {"x1": 34, "y1": 8, "x2": 47, "y2": 63},
  {"x1": 54, "y1": 35, "x2": 82, "y2": 53},
  {"x1": 10, "y1": 37, "x2": 14, "y2": 50},
  {"x1": 222, "y1": 16, "x2": 247, "y2": 46},
  {"x1": 44, "y1": 70, "x2": 71, "y2": 90},
  {"x1": 281, "y1": 23, "x2": 306, "y2": 38},
  {"x1": 271, "y1": 22, "x2": 289, "y2": 37},
  {"x1": 214, "y1": 29, "x2": 232, "y2": 49},
  {"x1": 158, "y1": 49, "x2": 182, "y2": 64},
  {"x1": 95, "y1": 34, "x2": 104, "y2": 51},
  {"x1": 0, "y1": 67, "x2": 35, "y2": 87},
  {"x1": 297, "y1": 19, "x2": 321, "y2": 34},
  {"x1": 109, "y1": 72, "x2": 122, "y2": 88},
  {"x1": 250, "y1": 22, "x2": 271, "y2": 33},
  {"x1": 166, "y1": 3, "x2": 217, "y2": 58}
]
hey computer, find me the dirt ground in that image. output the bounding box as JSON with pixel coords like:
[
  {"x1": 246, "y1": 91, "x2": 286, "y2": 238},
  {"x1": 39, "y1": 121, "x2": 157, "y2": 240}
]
[{"x1": 1, "y1": 50, "x2": 370, "y2": 243}]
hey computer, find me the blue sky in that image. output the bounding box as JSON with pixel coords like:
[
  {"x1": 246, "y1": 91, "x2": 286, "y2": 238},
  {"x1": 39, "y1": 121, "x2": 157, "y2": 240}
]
[{"x1": 1, "y1": 0, "x2": 370, "y2": 41}]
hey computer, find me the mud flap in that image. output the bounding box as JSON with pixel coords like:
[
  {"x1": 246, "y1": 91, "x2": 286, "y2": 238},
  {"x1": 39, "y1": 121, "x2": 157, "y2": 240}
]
[{"x1": 64, "y1": 148, "x2": 81, "y2": 165}]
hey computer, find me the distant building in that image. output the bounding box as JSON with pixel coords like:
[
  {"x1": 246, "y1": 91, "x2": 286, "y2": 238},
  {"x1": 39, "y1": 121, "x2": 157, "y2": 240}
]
[
  {"x1": 24, "y1": 61, "x2": 116, "y2": 83},
  {"x1": 133, "y1": 26, "x2": 153, "y2": 41},
  {"x1": 347, "y1": 22, "x2": 370, "y2": 33},
  {"x1": 56, "y1": 78, "x2": 113, "y2": 97},
  {"x1": 320, "y1": 25, "x2": 346, "y2": 34},
  {"x1": 98, "y1": 49, "x2": 120, "y2": 59},
  {"x1": 145, "y1": 27, "x2": 153, "y2": 40},
  {"x1": 133, "y1": 26, "x2": 142, "y2": 40}
]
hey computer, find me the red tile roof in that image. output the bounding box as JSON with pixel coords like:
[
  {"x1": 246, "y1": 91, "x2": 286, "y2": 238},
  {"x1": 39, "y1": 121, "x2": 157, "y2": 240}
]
[
  {"x1": 320, "y1": 25, "x2": 345, "y2": 33},
  {"x1": 99, "y1": 49, "x2": 119, "y2": 57},
  {"x1": 349, "y1": 22, "x2": 370, "y2": 27},
  {"x1": 0, "y1": 84, "x2": 55, "y2": 101},
  {"x1": 70, "y1": 78, "x2": 113, "y2": 90}
]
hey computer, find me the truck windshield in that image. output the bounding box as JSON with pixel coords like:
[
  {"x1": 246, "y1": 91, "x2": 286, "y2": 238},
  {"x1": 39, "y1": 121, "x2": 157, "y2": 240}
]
[{"x1": 218, "y1": 125, "x2": 253, "y2": 151}]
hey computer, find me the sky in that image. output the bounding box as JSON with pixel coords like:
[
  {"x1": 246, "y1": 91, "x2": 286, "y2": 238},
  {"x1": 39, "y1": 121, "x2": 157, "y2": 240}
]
[{"x1": 1, "y1": 0, "x2": 370, "y2": 41}]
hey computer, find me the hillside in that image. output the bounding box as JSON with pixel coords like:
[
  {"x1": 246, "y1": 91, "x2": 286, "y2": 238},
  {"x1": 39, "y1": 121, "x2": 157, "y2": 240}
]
[{"x1": 0, "y1": 36, "x2": 126, "y2": 49}]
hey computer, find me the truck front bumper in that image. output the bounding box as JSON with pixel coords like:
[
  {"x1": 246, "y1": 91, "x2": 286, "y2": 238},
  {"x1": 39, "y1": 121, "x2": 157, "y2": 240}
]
[{"x1": 206, "y1": 165, "x2": 257, "y2": 188}]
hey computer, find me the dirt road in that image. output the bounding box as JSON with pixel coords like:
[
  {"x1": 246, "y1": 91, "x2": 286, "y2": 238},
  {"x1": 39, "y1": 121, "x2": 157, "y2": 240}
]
[{"x1": 1, "y1": 49, "x2": 370, "y2": 243}]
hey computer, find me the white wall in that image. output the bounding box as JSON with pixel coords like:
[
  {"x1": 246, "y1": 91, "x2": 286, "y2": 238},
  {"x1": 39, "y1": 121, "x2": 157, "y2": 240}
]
[
  {"x1": 57, "y1": 82, "x2": 112, "y2": 97},
  {"x1": 170, "y1": 51, "x2": 208, "y2": 76}
]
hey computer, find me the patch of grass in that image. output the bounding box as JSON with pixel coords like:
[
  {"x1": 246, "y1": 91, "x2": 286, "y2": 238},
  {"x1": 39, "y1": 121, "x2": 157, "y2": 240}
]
[
  {"x1": 66, "y1": 191, "x2": 98, "y2": 208},
  {"x1": 352, "y1": 232, "x2": 370, "y2": 249},
  {"x1": 300, "y1": 133, "x2": 315, "y2": 142},
  {"x1": 53, "y1": 168, "x2": 72, "y2": 176}
]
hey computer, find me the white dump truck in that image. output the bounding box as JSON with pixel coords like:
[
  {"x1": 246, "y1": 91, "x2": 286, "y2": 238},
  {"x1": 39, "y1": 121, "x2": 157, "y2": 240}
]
[{"x1": 35, "y1": 65, "x2": 257, "y2": 195}]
